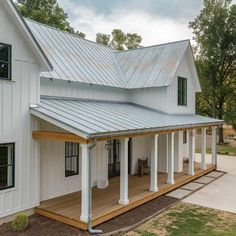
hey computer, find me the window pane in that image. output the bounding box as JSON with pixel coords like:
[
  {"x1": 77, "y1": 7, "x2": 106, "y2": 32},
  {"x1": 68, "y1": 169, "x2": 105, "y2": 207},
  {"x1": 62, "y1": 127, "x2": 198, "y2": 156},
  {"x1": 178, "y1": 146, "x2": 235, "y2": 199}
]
[
  {"x1": 0, "y1": 62, "x2": 9, "y2": 79},
  {"x1": 7, "y1": 165, "x2": 13, "y2": 186},
  {"x1": 71, "y1": 156, "x2": 77, "y2": 172},
  {"x1": 65, "y1": 157, "x2": 71, "y2": 170},
  {"x1": 178, "y1": 77, "x2": 187, "y2": 106},
  {"x1": 0, "y1": 147, "x2": 8, "y2": 165},
  {"x1": 65, "y1": 142, "x2": 79, "y2": 177},
  {"x1": 0, "y1": 166, "x2": 7, "y2": 188},
  {"x1": 178, "y1": 77, "x2": 182, "y2": 105},
  {"x1": 0, "y1": 143, "x2": 14, "y2": 190},
  {"x1": 0, "y1": 44, "x2": 9, "y2": 61}
]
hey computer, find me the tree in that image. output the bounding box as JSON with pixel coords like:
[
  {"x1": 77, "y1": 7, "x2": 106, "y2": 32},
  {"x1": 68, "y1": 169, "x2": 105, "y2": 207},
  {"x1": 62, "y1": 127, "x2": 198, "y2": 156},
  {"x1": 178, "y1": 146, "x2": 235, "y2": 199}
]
[
  {"x1": 96, "y1": 29, "x2": 142, "y2": 50},
  {"x1": 96, "y1": 33, "x2": 110, "y2": 46},
  {"x1": 189, "y1": 0, "x2": 236, "y2": 143},
  {"x1": 110, "y1": 29, "x2": 127, "y2": 51},
  {"x1": 125, "y1": 33, "x2": 142, "y2": 49},
  {"x1": 16, "y1": 0, "x2": 86, "y2": 37}
]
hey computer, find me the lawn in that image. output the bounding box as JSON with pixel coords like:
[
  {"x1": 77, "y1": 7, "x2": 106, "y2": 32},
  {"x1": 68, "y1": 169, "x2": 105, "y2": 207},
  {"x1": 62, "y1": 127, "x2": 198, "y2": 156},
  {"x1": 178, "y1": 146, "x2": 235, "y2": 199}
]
[
  {"x1": 125, "y1": 203, "x2": 236, "y2": 236},
  {"x1": 196, "y1": 143, "x2": 236, "y2": 156}
]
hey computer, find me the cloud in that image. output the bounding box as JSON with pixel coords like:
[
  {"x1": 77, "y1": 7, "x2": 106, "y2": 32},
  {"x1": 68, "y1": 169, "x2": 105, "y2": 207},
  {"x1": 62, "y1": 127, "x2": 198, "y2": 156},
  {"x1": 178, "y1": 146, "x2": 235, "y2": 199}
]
[
  {"x1": 58, "y1": 0, "x2": 194, "y2": 46},
  {"x1": 58, "y1": 0, "x2": 236, "y2": 46},
  {"x1": 61, "y1": 0, "x2": 203, "y2": 20}
]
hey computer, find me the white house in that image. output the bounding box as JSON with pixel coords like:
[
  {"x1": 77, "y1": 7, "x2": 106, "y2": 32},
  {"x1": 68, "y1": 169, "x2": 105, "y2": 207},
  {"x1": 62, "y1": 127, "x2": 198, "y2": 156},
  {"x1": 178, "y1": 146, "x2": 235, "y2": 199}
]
[{"x1": 0, "y1": 0, "x2": 223, "y2": 231}]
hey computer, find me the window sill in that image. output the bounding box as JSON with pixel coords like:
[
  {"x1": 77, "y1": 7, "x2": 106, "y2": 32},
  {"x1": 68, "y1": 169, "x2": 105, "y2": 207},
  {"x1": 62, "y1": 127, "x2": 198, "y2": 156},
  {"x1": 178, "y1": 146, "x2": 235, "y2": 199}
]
[
  {"x1": 0, "y1": 187, "x2": 17, "y2": 194},
  {"x1": 0, "y1": 79, "x2": 15, "y2": 83},
  {"x1": 65, "y1": 174, "x2": 79, "y2": 179}
]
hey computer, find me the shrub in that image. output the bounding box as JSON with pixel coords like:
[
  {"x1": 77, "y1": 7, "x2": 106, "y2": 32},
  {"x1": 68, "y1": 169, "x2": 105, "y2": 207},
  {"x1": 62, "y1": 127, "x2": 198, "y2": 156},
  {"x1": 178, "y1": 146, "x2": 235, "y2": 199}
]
[{"x1": 11, "y1": 213, "x2": 29, "y2": 232}]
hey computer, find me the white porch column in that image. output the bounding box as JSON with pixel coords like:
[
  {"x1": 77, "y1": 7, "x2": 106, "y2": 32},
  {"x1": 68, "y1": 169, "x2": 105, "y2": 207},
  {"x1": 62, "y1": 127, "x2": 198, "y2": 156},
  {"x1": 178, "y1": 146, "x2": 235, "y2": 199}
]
[
  {"x1": 150, "y1": 134, "x2": 159, "y2": 192},
  {"x1": 119, "y1": 138, "x2": 129, "y2": 205},
  {"x1": 188, "y1": 130, "x2": 195, "y2": 176},
  {"x1": 212, "y1": 127, "x2": 217, "y2": 165},
  {"x1": 167, "y1": 132, "x2": 175, "y2": 184},
  {"x1": 80, "y1": 144, "x2": 89, "y2": 222},
  {"x1": 201, "y1": 128, "x2": 207, "y2": 170}
]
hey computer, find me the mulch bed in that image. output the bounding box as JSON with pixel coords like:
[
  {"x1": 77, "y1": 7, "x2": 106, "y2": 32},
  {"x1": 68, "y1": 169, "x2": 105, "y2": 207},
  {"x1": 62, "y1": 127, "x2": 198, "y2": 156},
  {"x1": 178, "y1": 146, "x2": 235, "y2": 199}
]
[
  {"x1": 0, "y1": 214, "x2": 88, "y2": 236},
  {"x1": 94, "y1": 196, "x2": 178, "y2": 233},
  {"x1": 0, "y1": 196, "x2": 177, "y2": 236}
]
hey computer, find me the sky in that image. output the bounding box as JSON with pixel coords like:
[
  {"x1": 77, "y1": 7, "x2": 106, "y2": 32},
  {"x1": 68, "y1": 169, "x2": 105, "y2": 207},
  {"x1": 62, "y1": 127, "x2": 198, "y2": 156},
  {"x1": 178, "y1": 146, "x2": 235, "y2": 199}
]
[{"x1": 57, "y1": 0, "x2": 205, "y2": 46}]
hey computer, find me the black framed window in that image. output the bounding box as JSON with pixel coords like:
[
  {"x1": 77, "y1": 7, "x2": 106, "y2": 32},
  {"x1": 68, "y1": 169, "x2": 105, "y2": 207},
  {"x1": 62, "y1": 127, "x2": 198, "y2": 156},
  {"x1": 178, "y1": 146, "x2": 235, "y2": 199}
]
[
  {"x1": 183, "y1": 130, "x2": 187, "y2": 144},
  {"x1": 65, "y1": 142, "x2": 79, "y2": 177},
  {"x1": 178, "y1": 76, "x2": 187, "y2": 106},
  {"x1": 0, "y1": 43, "x2": 11, "y2": 80},
  {"x1": 0, "y1": 143, "x2": 14, "y2": 190}
]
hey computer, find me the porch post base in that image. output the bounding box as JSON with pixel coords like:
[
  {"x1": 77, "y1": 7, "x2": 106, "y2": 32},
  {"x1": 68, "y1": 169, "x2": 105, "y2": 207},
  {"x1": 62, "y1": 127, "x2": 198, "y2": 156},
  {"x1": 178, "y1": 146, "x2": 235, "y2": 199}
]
[
  {"x1": 80, "y1": 215, "x2": 88, "y2": 222},
  {"x1": 118, "y1": 199, "x2": 129, "y2": 205},
  {"x1": 167, "y1": 179, "x2": 175, "y2": 185},
  {"x1": 149, "y1": 186, "x2": 158, "y2": 192},
  {"x1": 200, "y1": 165, "x2": 206, "y2": 171},
  {"x1": 188, "y1": 172, "x2": 195, "y2": 176},
  {"x1": 97, "y1": 179, "x2": 109, "y2": 189}
]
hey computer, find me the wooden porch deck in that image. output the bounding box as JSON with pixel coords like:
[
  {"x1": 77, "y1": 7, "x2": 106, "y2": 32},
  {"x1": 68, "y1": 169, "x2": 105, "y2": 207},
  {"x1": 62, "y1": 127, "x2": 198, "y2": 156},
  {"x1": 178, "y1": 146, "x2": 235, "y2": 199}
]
[{"x1": 35, "y1": 162, "x2": 215, "y2": 230}]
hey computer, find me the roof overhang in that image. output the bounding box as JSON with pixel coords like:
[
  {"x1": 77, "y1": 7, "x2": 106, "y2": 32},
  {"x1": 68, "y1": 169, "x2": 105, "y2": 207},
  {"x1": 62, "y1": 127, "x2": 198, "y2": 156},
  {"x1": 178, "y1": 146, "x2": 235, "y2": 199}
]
[
  {"x1": 30, "y1": 97, "x2": 224, "y2": 141},
  {"x1": 2, "y1": 0, "x2": 52, "y2": 72}
]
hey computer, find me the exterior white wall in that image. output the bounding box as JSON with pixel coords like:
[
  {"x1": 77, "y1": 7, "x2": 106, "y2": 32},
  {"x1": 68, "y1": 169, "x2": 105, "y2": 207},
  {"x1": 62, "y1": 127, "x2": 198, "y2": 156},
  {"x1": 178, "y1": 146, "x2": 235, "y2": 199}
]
[
  {"x1": 129, "y1": 87, "x2": 168, "y2": 112},
  {"x1": 0, "y1": 3, "x2": 40, "y2": 218},
  {"x1": 39, "y1": 120, "x2": 109, "y2": 201},
  {"x1": 40, "y1": 78, "x2": 129, "y2": 102},
  {"x1": 167, "y1": 51, "x2": 196, "y2": 114},
  {"x1": 40, "y1": 139, "x2": 108, "y2": 201}
]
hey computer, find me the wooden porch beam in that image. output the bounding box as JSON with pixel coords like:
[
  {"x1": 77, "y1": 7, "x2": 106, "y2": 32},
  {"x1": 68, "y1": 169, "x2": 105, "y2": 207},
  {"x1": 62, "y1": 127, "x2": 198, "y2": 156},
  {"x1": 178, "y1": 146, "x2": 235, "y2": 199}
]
[
  {"x1": 33, "y1": 124, "x2": 219, "y2": 144},
  {"x1": 32, "y1": 131, "x2": 89, "y2": 144}
]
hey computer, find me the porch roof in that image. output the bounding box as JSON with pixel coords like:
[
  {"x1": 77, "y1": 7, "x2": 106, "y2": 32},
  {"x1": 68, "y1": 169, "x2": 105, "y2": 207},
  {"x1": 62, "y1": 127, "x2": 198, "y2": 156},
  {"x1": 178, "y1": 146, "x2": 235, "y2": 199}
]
[{"x1": 30, "y1": 96, "x2": 224, "y2": 139}]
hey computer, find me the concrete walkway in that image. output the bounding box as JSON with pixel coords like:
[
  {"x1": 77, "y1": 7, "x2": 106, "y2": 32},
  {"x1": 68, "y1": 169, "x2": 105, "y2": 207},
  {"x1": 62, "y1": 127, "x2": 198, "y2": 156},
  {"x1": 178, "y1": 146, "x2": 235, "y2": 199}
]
[{"x1": 183, "y1": 154, "x2": 236, "y2": 213}]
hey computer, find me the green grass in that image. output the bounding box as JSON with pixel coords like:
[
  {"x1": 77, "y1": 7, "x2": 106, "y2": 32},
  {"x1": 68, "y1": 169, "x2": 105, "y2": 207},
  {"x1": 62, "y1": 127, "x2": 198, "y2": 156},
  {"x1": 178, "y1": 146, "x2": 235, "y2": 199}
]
[
  {"x1": 126, "y1": 203, "x2": 236, "y2": 236},
  {"x1": 196, "y1": 145, "x2": 236, "y2": 156}
]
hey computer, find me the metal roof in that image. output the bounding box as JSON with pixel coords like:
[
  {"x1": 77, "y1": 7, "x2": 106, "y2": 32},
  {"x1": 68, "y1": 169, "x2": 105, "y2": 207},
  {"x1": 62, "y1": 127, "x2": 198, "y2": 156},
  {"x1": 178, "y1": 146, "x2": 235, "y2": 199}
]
[
  {"x1": 26, "y1": 19, "x2": 127, "y2": 88},
  {"x1": 25, "y1": 19, "x2": 194, "y2": 89},
  {"x1": 115, "y1": 40, "x2": 189, "y2": 88},
  {"x1": 30, "y1": 97, "x2": 223, "y2": 139}
]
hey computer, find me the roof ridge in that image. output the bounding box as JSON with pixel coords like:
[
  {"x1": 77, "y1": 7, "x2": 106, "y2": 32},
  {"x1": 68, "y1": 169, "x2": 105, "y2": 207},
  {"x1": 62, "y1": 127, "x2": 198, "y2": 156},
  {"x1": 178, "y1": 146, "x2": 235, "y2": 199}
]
[
  {"x1": 115, "y1": 39, "x2": 190, "y2": 53},
  {"x1": 25, "y1": 18, "x2": 118, "y2": 52}
]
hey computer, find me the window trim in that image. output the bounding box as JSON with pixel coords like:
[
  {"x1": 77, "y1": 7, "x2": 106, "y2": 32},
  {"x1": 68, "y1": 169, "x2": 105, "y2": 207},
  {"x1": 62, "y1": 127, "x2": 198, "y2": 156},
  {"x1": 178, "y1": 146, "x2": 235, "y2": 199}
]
[
  {"x1": 0, "y1": 43, "x2": 12, "y2": 81},
  {"x1": 0, "y1": 143, "x2": 15, "y2": 191},
  {"x1": 178, "y1": 76, "x2": 187, "y2": 106},
  {"x1": 65, "y1": 142, "x2": 79, "y2": 177}
]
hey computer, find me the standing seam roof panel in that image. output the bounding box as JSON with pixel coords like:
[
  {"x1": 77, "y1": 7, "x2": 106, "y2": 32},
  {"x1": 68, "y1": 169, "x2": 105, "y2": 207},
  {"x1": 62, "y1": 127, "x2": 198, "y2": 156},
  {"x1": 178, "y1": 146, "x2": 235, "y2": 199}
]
[
  {"x1": 26, "y1": 19, "x2": 193, "y2": 89},
  {"x1": 31, "y1": 97, "x2": 224, "y2": 137}
]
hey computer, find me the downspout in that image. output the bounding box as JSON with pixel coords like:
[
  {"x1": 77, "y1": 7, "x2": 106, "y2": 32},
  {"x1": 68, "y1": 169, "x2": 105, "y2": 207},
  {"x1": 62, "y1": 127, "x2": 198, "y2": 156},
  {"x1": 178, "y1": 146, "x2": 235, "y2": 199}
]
[{"x1": 88, "y1": 139, "x2": 102, "y2": 234}]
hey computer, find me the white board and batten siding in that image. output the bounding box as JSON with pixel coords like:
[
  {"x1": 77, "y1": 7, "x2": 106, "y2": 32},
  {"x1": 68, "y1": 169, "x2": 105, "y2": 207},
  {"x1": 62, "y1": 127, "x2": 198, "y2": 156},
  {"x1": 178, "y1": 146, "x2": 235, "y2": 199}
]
[
  {"x1": 39, "y1": 120, "x2": 109, "y2": 201},
  {"x1": 130, "y1": 51, "x2": 196, "y2": 115},
  {"x1": 40, "y1": 79, "x2": 129, "y2": 102},
  {"x1": 0, "y1": 4, "x2": 40, "y2": 218},
  {"x1": 167, "y1": 49, "x2": 196, "y2": 114}
]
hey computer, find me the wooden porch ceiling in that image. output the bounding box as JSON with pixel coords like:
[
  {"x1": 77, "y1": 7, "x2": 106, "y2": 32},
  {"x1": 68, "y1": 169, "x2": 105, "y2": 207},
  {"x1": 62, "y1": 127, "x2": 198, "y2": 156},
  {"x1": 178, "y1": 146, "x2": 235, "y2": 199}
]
[
  {"x1": 32, "y1": 124, "x2": 218, "y2": 144},
  {"x1": 35, "y1": 162, "x2": 215, "y2": 230}
]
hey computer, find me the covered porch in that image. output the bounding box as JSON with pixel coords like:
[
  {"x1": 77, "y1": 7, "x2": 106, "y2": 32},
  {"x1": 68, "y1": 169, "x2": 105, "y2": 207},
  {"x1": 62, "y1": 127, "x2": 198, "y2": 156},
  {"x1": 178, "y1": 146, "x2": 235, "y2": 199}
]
[
  {"x1": 30, "y1": 97, "x2": 223, "y2": 230},
  {"x1": 35, "y1": 162, "x2": 215, "y2": 230}
]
